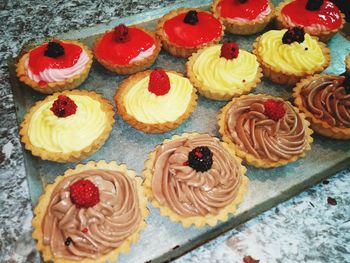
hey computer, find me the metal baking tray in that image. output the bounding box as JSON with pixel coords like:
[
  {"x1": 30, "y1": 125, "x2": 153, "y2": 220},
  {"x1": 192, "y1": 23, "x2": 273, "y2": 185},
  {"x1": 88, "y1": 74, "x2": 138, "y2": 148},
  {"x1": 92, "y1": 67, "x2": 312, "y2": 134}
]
[{"x1": 8, "y1": 0, "x2": 350, "y2": 262}]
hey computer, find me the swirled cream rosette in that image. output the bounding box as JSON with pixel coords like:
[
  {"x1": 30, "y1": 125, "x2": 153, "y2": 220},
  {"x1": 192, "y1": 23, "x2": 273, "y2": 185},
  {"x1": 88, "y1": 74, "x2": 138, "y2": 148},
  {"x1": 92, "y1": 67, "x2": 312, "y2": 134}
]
[
  {"x1": 218, "y1": 94, "x2": 313, "y2": 168},
  {"x1": 16, "y1": 40, "x2": 93, "y2": 94},
  {"x1": 187, "y1": 44, "x2": 262, "y2": 101},
  {"x1": 252, "y1": 29, "x2": 330, "y2": 86},
  {"x1": 20, "y1": 90, "x2": 115, "y2": 163},
  {"x1": 32, "y1": 160, "x2": 148, "y2": 263},
  {"x1": 143, "y1": 133, "x2": 248, "y2": 228},
  {"x1": 293, "y1": 74, "x2": 350, "y2": 139}
]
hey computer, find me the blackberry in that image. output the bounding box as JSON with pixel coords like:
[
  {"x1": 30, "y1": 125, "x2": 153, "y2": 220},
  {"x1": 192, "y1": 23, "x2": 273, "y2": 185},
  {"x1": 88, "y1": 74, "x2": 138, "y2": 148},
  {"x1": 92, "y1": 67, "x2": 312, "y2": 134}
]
[
  {"x1": 188, "y1": 146, "x2": 213, "y2": 172},
  {"x1": 306, "y1": 0, "x2": 324, "y2": 11},
  {"x1": 44, "y1": 41, "x2": 64, "y2": 58},
  {"x1": 282, "y1": 27, "x2": 305, "y2": 45},
  {"x1": 183, "y1": 10, "x2": 198, "y2": 25}
]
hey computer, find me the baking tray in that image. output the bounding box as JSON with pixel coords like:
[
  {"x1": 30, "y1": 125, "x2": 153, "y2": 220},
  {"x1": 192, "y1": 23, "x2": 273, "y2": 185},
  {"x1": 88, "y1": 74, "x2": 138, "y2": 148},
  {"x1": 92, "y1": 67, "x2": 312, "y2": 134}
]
[{"x1": 8, "y1": 0, "x2": 350, "y2": 262}]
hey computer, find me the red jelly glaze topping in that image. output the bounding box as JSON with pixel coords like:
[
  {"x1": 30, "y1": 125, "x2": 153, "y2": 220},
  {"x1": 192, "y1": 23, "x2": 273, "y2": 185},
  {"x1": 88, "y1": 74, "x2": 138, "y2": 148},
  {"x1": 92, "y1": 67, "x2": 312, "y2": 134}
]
[
  {"x1": 217, "y1": 0, "x2": 269, "y2": 20},
  {"x1": 95, "y1": 27, "x2": 155, "y2": 65},
  {"x1": 281, "y1": 0, "x2": 342, "y2": 30},
  {"x1": 163, "y1": 11, "x2": 222, "y2": 47},
  {"x1": 28, "y1": 40, "x2": 82, "y2": 75}
]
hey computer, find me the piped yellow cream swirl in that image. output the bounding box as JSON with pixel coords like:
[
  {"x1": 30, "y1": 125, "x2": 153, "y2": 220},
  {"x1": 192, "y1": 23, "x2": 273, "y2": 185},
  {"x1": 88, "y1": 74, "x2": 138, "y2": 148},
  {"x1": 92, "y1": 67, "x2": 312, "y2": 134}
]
[
  {"x1": 191, "y1": 45, "x2": 259, "y2": 93},
  {"x1": 257, "y1": 29, "x2": 325, "y2": 74},
  {"x1": 124, "y1": 72, "x2": 193, "y2": 124},
  {"x1": 28, "y1": 95, "x2": 106, "y2": 153}
]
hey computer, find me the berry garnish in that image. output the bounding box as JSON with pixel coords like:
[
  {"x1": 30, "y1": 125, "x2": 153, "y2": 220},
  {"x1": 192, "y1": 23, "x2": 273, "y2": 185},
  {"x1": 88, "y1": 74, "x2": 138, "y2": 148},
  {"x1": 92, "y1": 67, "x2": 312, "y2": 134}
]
[
  {"x1": 188, "y1": 146, "x2": 213, "y2": 172},
  {"x1": 69, "y1": 179, "x2": 100, "y2": 208},
  {"x1": 220, "y1": 42, "x2": 239, "y2": 60},
  {"x1": 282, "y1": 27, "x2": 305, "y2": 45},
  {"x1": 148, "y1": 69, "x2": 171, "y2": 96},
  {"x1": 44, "y1": 41, "x2": 65, "y2": 58},
  {"x1": 65, "y1": 237, "x2": 72, "y2": 246},
  {"x1": 50, "y1": 95, "x2": 77, "y2": 118},
  {"x1": 183, "y1": 10, "x2": 199, "y2": 25},
  {"x1": 340, "y1": 72, "x2": 350, "y2": 94},
  {"x1": 306, "y1": 0, "x2": 324, "y2": 11},
  {"x1": 263, "y1": 99, "x2": 286, "y2": 121},
  {"x1": 114, "y1": 24, "x2": 130, "y2": 42}
]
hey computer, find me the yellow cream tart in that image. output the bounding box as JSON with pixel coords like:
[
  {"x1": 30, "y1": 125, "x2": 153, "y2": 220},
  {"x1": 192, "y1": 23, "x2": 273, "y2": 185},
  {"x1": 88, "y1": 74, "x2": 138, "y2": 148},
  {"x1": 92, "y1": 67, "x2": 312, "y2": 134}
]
[
  {"x1": 252, "y1": 27, "x2": 330, "y2": 85},
  {"x1": 114, "y1": 69, "x2": 198, "y2": 133},
  {"x1": 187, "y1": 42, "x2": 262, "y2": 101},
  {"x1": 20, "y1": 90, "x2": 115, "y2": 163},
  {"x1": 32, "y1": 160, "x2": 149, "y2": 263}
]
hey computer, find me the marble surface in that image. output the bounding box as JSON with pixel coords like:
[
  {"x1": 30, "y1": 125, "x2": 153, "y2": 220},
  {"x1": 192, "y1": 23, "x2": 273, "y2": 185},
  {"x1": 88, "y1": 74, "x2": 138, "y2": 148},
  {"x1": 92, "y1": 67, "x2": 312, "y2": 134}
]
[{"x1": 0, "y1": 1, "x2": 349, "y2": 263}]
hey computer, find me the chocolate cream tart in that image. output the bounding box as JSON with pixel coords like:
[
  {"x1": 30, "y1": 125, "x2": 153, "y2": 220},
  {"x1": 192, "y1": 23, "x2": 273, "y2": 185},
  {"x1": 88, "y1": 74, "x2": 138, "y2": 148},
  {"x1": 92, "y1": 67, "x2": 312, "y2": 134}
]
[
  {"x1": 219, "y1": 94, "x2": 313, "y2": 168},
  {"x1": 293, "y1": 74, "x2": 350, "y2": 139},
  {"x1": 143, "y1": 133, "x2": 248, "y2": 228},
  {"x1": 32, "y1": 161, "x2": 148, "y2": 263}
]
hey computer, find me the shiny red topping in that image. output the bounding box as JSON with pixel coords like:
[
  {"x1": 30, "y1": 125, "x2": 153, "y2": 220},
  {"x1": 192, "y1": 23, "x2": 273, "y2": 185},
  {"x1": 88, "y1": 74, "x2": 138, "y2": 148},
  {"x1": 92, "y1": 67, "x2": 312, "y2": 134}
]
[
  {"x1": 220, "y1": 42, "x2": 239, "y2": 59},
  {"x1": 114, "y1": 24, "x2": 130, "y2": 42},
  {"x1": 50, "y1": 95, "x2": 77, "y2": 118},
  {"x1": 148, "y1": 69, "x2": 171, "y2": 96},
  {"x1": 28, "y1": 40, "x2": 82, "y2": 75},
  {"x1": 264, "y1": 99, "x2": 286, "y2": 121},
  {"x1": 217, "y1": 0, "x2": 269, "y2": 20},
  {"x1": 70, "y1": 179, "x2": 100, "y2": 208},
  {"x1": 281, "y1": 0, "x2": 342, "y2": 30},
  {"x1": 95, "y1": 27, "x2": 155, "y2": 65},
  {"x1": 163, "y1": 11, "x2": 222, "y2": 47}
]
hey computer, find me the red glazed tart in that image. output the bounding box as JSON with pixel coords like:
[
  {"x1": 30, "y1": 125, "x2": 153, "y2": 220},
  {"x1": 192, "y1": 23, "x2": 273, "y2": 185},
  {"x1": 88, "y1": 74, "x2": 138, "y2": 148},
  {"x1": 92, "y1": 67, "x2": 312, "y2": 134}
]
[
  {"x1": 156, "y1": 8, "x2": 224, "y2": 58},
  {"x1": 93, "y1": 24, "x2": 161, "y2": 74},
  {"x1": 212, "y1": 0, "x2": 274, "y2": 35},
  {"x1": 276, "y1": 0, "x2": 345, "y2": 42},
  {"x1": 16, "y1": 40, "x2": 93, "y2": 94}
]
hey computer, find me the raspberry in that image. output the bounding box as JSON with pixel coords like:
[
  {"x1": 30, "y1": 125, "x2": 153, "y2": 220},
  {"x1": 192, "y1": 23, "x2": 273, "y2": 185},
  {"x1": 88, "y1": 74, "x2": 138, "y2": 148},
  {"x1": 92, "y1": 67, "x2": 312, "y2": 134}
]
[
  {"x1": 148, "y1": 69, "x2": 171, "y2": 96},
  {"x1": 188, "y1": 146, "x2": 213, "y2": 172},
  {"x1": 69, "y1": 179, "x2": 100, "y2": 208},
  {"x1": 306, "y1": 0, "x2": 324, "y2": 11},
  {"x1": 220, "y1": 42, "x2": 239, "y2": 60},
  {"x1": 50, "y1": 95, "x2": 77, "y2": 118},
  {"x1": 114, "y1": 24, "x2": 130, "y2": 42},
  {"x1": 44, "y1": 41, "x2": 65, "y2": 58},
  {"x1": 183, "y1": 10, "x2": 198, "y2": 25},
  {"x1": 282, "y1": 27, "x2": 305, "y2": 44},
  {"x1": 263, "y1": 99, "x2": 286, "y2": 121}
]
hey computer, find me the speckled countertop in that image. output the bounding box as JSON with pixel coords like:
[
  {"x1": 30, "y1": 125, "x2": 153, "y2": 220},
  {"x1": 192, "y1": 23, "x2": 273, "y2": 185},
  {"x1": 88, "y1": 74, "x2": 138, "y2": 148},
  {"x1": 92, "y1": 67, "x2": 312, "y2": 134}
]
[{"x1": 0, "y1": 1, "x2": 349, "y2": 263}]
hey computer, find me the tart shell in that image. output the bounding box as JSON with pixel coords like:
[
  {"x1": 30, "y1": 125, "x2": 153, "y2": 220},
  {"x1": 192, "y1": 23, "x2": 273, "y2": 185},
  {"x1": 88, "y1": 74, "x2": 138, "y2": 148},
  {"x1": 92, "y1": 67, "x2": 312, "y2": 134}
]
[
  {"x1": 16, "y1": 40, "x2": 93, "y2": 94},
  {"x1": 20, "y1": 90, "x2": 115, "y2": 163},
  {"x1": 218, "y1": 93, "x2": 314, "y2": 168},
  {"x1": 293, "y1": 74, "x2": 350, "y2": 140},
  {"x1": 142, "y1": 132, "x2": 248, "y2": 228},
  {"x1": 32, "y1": 160, "x2": 149, "y2": 263},
  {"x1": 93, "y1": 26, "x2": 161, "y2": 74},
  {"x1": 156, "y1": 8, "x2": 224, "y2": 58},
  {"x1": 114, "y1": 70, "x2": 198, "y2": 134}
]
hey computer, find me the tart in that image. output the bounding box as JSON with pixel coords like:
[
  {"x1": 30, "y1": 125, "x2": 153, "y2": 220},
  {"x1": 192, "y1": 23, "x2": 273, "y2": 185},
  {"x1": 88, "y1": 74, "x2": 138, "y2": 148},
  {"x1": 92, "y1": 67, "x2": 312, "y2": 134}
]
[
  {"x1": 218, "y1": 94, "x2": 313, "y2": 168},
  {"x1": 212, "y1": 0, "x2": 274, "y2": 35},
  {"x1": 114, "y1": 69, "x2": 198, "y2": 133},
  {"x1": 293, "y1": 73, "x2": 350, "y2": 139},
  {"x1": 275, "y1": 0, "x2": 345, "y2": 42},
  {"x1": 93, "y1": 24, "x2": 161, "y2": 74},
  {"x1": 16, "y1": 40, "x2": 93, "y2": 94},
  {"x1": 252, "y1": 27, "x2": 330, "y2": 86},
  {"x1": 187, "y1": 42, "x2": 262, "y2": 101},
  {"x1": 20, "y1": 90, "x2": 115, "y2": 163},
  {"x1": 156, "y1": 8, "x2": 224, "y2": 58},
  {"x1": 143, "y1": 133, "x2": 248, "y2": 228},
  {"x1": 32, "y1": 160, "x2": 148, "y2": 263}
]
